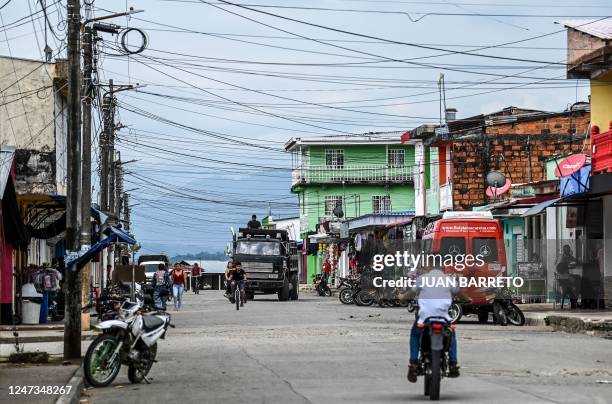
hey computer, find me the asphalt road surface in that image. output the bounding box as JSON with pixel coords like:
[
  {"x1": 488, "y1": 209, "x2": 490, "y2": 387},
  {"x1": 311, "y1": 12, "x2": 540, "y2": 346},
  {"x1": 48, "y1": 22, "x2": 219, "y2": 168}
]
[{"x1": 85, "y1": 291, "x2": 612, "y2": 404}]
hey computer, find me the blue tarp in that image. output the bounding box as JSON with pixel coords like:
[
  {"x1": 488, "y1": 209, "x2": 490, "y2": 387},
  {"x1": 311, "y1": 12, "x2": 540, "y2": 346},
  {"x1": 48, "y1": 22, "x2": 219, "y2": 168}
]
[{"x1": 66, "y1": 226, "x2": 136, "y2": 270}]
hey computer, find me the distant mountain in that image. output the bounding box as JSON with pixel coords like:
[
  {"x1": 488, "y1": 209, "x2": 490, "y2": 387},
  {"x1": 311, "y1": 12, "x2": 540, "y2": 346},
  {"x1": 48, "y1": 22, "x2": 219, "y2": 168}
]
[{"x1": 171, "y1": 251, "x2": 227, "y2": 262}]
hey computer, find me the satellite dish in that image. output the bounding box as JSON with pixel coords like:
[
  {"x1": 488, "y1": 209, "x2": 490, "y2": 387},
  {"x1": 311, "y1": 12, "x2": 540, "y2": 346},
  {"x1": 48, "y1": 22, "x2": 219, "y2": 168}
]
[
  {"x1": 486, "y1": 179, "x2": 511, "y2": 198},
  {"x1": 333, "y1": 205, "x2": 344, "y2": 219},
  {"x1": 486, "y1": 171, "x2": 507, "y2": 188}
]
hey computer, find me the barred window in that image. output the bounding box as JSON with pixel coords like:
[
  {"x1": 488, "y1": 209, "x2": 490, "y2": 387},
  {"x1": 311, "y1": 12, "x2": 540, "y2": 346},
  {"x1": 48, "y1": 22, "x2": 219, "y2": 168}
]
[
  {"x1": 324, "y1": 195, "x2": 343, "y2": 216},
  {"x1": 387, "y1": 149, "x2": 405, "y2": 167},
  {"x1": 372, "y1": 195, "x2": 392, "y2": 213},
  {"x1": 325, "y1": 149, "x2": 344, "y2": 169}
]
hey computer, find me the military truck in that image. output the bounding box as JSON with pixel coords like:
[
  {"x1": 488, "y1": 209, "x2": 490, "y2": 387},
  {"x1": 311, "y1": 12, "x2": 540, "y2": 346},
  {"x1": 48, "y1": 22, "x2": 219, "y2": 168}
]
[{"x1": 231, "y1": 228, "x2": 299, "y2": 301}]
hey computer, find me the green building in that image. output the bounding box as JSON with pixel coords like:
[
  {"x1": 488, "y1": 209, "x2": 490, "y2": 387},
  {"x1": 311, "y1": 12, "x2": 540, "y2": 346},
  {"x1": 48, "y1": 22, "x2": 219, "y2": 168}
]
[{"x1": 285, "y1": 135, "x2": 421, "y2": 281}]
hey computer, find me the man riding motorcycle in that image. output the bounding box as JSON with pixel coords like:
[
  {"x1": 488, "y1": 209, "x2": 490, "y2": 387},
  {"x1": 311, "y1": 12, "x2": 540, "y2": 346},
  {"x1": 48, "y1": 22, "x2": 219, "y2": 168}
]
[{"x1": 407, "y1": 267, "x2": 461, "y2": 383}]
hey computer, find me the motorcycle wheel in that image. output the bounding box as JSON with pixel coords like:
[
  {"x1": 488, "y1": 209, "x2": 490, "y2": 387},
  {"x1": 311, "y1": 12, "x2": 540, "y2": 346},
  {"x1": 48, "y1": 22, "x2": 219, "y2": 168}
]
[
  {"x1": 506, "y1": 303, "x2": 525, "y2": 326},
  {"x1": 407, "y1": 301, "x2": 417, "y2": 313},
  {"x1": 355, "y1": 290, "x2": 374, "y2": 306},
  {"x1": 339, "y1": 288, "x2": 354, "y2": 305},
  {"x1": 235, "y1": 289, "x2": 240, "y2": 311},
  {"x1": 324, "y1": 287, "x2": 332, "y2": 297},
  {"x1": 84, "y1": 334, "x2": 122, "y2": 387},
  {"x1": 423, "y1": 364, "x2": 430, "y2": 396},
  {"x1": 449, "y1": 303, "x2": 462, "y2": 324},
  {"x1": 429, "y1": 350, "x2": 441, "y2": 401},
  {"x1": 493, "y1": 302, "x2": 508, "y2": 326},
  {"x1": 127, "y1": 343, "x2": 158, "y2": 384}
]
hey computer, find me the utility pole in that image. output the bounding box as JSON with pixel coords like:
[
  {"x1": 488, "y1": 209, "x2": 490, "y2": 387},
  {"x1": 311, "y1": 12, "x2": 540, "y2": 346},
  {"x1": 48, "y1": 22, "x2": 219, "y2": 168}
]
[
  {"x1": 100, "y1": 79, "x2": 114, "y2": 213},
  {"x1": 80, "y1": 23, "x2": 94, "y2": 332},
  {"x1": 123, "y1": 192, "x2": 130, "y2": 232},
  {"x1": 64, "y1": 0, "x2": 82, "y2": 360}
]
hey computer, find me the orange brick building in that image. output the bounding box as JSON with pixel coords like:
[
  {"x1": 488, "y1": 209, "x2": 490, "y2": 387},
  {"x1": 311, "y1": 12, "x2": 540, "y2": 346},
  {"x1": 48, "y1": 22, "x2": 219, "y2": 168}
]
[{"x1": 411, "y1": 104, "x2": 591, "y2": 211}]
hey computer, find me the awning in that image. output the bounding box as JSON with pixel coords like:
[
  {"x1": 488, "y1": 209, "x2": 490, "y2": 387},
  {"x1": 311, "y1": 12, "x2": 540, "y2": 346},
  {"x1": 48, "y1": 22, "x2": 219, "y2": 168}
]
[
  {"x1": 521, "y1": 193, "x2": 588, "y2": 217},
  {"x1": 521, "y1": 197, "x2": 562, "y2": 217},
  {"x1": 66, "y1": 226, "x2": 136, "y2": 270}
]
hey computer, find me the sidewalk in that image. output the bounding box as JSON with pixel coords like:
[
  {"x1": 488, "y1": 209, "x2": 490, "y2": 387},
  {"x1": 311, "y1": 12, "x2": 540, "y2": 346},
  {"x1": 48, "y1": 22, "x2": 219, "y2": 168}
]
[
  {"x1": 0, "y1": 359, "x2": 83, "y2": 404},
  {"x1": 519, "y1": 303, "x2": 612, "y2": 336}
]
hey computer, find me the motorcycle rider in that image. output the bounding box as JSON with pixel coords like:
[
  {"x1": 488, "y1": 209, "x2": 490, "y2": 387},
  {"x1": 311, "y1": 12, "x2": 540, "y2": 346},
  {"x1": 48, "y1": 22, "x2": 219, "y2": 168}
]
[
  {"x1": 229, "y1": 262, "x2": 247, "y2": 307},
  {"x1": 407, "y1": 266, "x2": 461, "y2": 383}
]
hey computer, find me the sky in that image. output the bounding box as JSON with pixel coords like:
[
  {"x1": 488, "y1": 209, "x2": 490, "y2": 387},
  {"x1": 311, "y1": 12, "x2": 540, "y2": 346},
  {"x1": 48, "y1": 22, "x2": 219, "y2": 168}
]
[{"x1": 0, "y1": 0, "x2": 607, "y2": 255}]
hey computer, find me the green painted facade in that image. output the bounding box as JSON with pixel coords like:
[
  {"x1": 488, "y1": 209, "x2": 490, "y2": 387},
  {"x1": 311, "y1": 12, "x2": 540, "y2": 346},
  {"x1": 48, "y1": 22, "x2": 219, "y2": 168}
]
[{"x1": 291, "y1": 142, "x2": 417, "y2": 282}]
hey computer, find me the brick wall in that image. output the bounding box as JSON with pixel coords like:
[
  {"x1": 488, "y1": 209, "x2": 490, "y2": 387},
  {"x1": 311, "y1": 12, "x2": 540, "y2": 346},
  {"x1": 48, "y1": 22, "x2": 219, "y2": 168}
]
[{"x1": 451, "y1": 112, "x2": 590, "y2": 210}]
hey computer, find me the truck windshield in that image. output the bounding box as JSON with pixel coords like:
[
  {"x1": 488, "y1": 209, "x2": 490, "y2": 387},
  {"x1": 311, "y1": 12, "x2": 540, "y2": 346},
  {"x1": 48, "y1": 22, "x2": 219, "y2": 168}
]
[
  {"x1": 237, "y1": 240, "x2": 281, "y2": 256},
  {"x1": 144, "y1": 264, "x2": 159, "y2": 274}
]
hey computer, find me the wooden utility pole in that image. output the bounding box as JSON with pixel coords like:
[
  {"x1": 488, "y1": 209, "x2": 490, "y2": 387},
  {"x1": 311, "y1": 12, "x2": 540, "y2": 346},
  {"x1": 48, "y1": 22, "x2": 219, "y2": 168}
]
[{"x1": 64, "y1": 0, "x2": 82, "y2": 360}]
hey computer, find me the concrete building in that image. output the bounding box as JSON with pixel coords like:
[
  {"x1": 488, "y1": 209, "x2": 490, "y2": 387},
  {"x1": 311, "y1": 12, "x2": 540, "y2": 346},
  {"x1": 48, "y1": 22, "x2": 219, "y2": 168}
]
[{"x1": 285, "y1": 135, "x2": 421, "y2": 281}]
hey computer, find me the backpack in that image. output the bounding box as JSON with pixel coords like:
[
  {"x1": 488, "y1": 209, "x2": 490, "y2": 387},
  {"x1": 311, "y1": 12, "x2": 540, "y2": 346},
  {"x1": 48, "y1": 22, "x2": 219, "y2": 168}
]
[{"x1": 155, "y1": 270, "x2": 167, "y2": 286}]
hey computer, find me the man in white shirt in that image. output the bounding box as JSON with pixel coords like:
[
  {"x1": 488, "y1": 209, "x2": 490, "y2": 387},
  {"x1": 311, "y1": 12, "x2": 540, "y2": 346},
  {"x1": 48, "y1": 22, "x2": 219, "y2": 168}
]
[{"x1": 407, "y1": 267, "x2": 460, "y2": 383}]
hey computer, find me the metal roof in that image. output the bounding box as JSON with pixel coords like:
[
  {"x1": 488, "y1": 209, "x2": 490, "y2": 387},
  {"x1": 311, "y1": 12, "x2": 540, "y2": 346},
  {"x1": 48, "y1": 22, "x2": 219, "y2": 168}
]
[
  {"x1": 561, "y1": 19, "x2": 612, "y2": 40},
  {"x1": 284, "y1": 135, "x2": 418, "y2": 151}
]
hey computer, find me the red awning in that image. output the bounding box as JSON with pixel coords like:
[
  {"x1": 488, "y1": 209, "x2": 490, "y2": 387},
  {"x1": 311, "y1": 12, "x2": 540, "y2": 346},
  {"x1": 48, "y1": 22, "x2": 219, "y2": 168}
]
[{"x1": 385, "y1": 218, "x2": 413, "y2": 228}]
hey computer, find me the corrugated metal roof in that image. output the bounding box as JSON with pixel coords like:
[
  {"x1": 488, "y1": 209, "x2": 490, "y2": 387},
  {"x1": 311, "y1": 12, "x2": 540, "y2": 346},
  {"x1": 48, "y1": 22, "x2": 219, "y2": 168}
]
[{"x1": 561, "y1": 19, "x2": 612, "y2": 40}]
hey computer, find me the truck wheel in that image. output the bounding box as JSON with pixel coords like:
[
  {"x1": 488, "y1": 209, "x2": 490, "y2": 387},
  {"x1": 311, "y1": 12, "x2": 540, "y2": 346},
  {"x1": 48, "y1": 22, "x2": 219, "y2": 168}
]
[
  {"x1": 278, "y1": 279, "x2": 290, "y2": 301},
  {"x1": 289, "y1": 274, "x2": 299, "y2": 300}
]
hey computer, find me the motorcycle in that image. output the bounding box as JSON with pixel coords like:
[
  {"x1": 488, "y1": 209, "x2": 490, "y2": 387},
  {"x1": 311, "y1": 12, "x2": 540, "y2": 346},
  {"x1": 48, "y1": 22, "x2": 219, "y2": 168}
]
[
  {"x1": 457, "y1": 287, "x2": 524, "y2": 326},
  {"x1": 417, "y1": 317, "x2": 454, "y2": 401},
  {"x1": 313, "y1": 274, "x2": 332, "y2": 297},
  {"x1": 337, "y1": 276, "x2": 358, "y2": 305},
  {"x1": 84, "y1": 301, "x2": 173, "y2": 387}
]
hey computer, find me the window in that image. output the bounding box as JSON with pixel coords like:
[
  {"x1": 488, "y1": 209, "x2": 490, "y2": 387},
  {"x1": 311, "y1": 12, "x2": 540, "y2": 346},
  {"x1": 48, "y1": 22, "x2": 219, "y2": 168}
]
[
  {"x1": 388, "y1": 149, "x2": 405, "y2": 167},
  {"x1": 472, "y1": 238, "x2": 499, "y2": 262},
  {"x1": 325, "y1": 149, "x2": 344, "y2": 169},
  {"x1": 372, "y1": 195, "x2": 392, "y2": 213},
  {"x1": 440, "y1": 237, "x2": 466, "y2": 257},
  {"x1": 236, "y1": 241, "x2": 281, "y2": 256},
  {"x1": 324, "y1": 195, "x2": 343, "y2": 216}
]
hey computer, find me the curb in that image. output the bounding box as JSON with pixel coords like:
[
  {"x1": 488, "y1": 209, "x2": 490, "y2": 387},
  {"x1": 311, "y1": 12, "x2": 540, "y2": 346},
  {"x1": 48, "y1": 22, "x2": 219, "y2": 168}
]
[
  {"x1": 55, "y1": 365, "x2": 84, "y2": 404},
  {"x1": 0, "y1": 334, "x2": 96, "y2": 344},
  {"x1": 524, "y1": 312, "x2": 548, "y2": 327}
]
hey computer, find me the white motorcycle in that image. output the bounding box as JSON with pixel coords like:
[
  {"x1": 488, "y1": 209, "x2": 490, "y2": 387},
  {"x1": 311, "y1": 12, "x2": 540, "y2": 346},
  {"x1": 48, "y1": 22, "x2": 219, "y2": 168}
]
[{"x1": 84, "y1": 301, "x2": 173, "y2": 387}]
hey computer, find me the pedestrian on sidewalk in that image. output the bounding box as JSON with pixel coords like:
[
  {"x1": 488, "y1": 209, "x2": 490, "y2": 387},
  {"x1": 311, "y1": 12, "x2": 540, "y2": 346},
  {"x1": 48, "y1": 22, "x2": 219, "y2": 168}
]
[
  {"x1": 152, "y1": 263, "x2": 171, "y2": 311},
  {"x1": 172, "y1": 265, "x2": 186, "y2": 310},
  {"x1": 191, "y1": 263, "x2": 202, "y2": 294}
]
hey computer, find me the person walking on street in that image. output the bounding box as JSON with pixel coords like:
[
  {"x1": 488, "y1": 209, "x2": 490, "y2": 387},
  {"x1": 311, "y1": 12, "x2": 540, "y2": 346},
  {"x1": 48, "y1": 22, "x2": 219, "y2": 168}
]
[
  {"x1": 224, "y1": 260, "x2": 233, "y2": 297},
  {"x1": 191, "y1": 263, "x2": 202, "y2": 294},
  {"x1": 172, "y1": 266, "x2": 186, "y2": 310},
  {"x1": 152, "y1": 263, "x2": 171, "y2": 311}
]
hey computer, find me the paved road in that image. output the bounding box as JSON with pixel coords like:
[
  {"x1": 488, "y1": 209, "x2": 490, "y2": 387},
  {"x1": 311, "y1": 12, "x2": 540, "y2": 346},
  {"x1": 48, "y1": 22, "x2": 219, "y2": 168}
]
[{"x1": 85, "y1": 291, "x2": 612, "y2": 403}]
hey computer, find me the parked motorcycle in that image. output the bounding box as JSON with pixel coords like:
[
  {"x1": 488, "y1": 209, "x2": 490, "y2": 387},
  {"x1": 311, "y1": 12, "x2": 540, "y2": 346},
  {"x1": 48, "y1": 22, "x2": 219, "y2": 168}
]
[
  {"x1": 313, "y1": 274, "x2": 332, "y2": 297},
  {"x1": 417, "y1": 316, "x2": 454, "y2": 401},
  {"x1": 337, "y1": 276, "x2": 358, "y2": 305},
  {"x1": 84, "y1": 301, "x2": 173, "y2": 387},
  {"x1": 457, "y1": 288, "x2": 524, "y2": 326}
]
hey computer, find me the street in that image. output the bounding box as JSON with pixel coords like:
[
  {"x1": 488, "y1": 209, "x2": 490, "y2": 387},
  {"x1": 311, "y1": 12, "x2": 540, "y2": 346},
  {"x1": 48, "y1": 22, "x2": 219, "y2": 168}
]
[{"x1": 85, "y1": 292, "x2": 612, "y2": 404}]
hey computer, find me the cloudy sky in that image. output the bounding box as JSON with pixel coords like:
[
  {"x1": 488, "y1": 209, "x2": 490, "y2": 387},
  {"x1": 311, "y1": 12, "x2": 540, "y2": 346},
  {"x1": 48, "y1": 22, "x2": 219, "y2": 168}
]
[{"x1": 1, "y1": 0, "x2": 606, "y2": 255}]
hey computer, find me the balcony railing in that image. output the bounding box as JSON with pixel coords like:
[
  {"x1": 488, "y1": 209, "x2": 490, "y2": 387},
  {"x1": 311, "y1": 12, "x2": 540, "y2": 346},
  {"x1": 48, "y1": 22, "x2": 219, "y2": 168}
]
[{"x1": 291, "y1": 164, "x2": 414, "y2": 186}]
